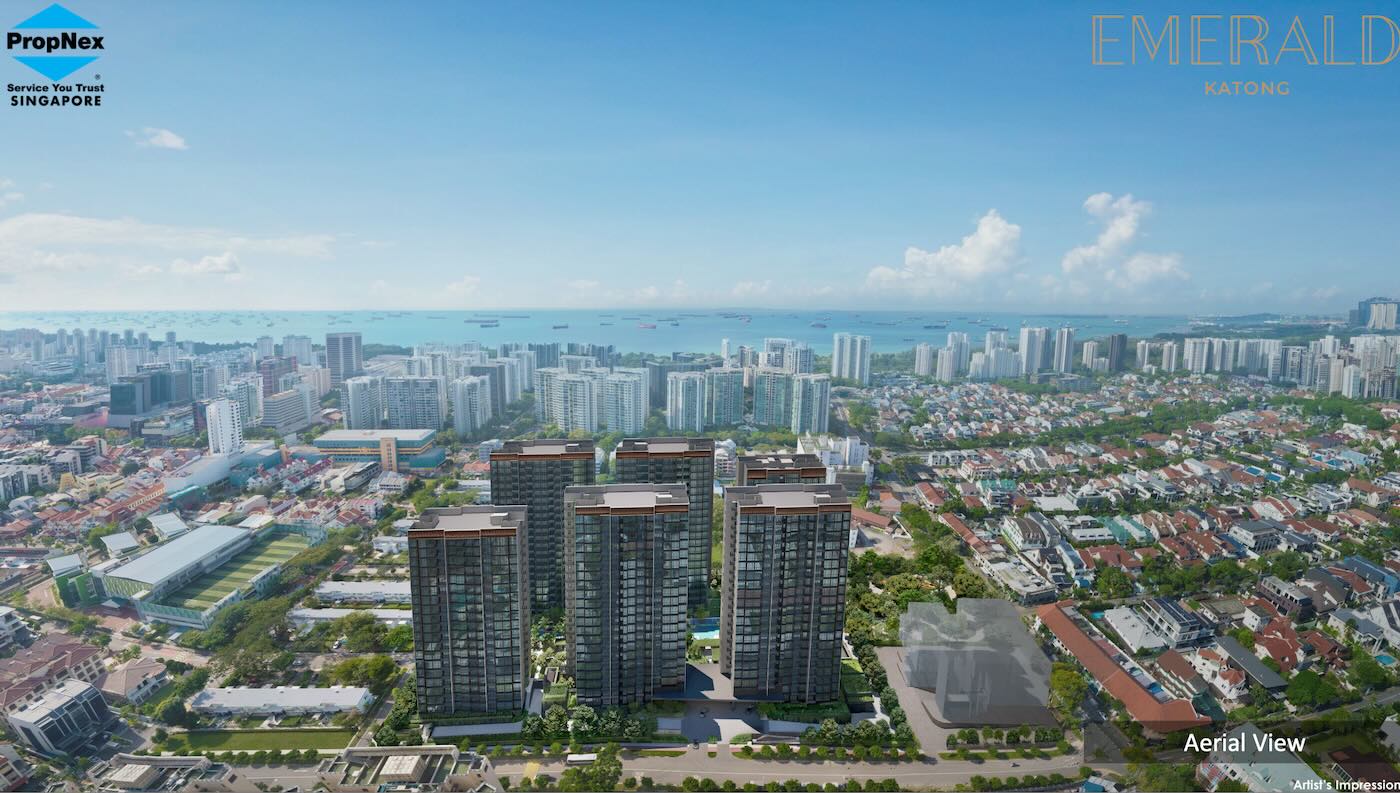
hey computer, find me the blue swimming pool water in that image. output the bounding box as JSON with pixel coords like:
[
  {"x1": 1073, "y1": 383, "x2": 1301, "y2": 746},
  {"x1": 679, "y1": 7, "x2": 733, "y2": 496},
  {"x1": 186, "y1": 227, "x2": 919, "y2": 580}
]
[
  {"x1": 1090, "y1": 611, "x2": 1105, "y2": 620},
  {"x1": 1379, "y1": 654, "x2": 1397, "y2": 666},
  {"x1": 692, "y1": 629, "x2": 720, "y2": 641}
]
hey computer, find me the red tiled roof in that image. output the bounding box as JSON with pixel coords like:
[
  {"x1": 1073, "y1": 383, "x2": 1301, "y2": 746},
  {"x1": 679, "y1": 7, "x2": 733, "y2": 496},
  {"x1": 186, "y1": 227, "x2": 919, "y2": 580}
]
[{"x1": 1037, "y1": 601, "x2": 1209, "y2": 732}]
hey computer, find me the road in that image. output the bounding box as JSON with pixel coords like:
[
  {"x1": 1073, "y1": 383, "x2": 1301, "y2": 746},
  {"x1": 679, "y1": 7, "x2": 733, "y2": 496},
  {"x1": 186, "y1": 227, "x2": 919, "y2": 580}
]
[{"x1": 492, "y1": 745, "x2": 1086, "y2": 787}]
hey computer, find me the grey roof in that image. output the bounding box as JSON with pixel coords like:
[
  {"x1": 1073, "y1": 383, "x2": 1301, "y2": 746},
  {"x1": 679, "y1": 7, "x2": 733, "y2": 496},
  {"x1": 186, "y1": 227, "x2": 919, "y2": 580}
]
[
  {"x1": 189, "y1": 685, "x2": 372, "y2": 713},
  {"x1": 103, "y1": 524, "x2": 250, "y2": 589},
  {"x1": 147, "y1": 512, "x2": 189, "y2": 539},
  {"x1": 1215, "y1": 636, "x2": 1287, "y2": 690},
  {"x1": 100, "y1": 531, "x2": 141, "y2": 555},
  {"x1": 46, "y1": 553, "x2": 82, "y2": 577}
]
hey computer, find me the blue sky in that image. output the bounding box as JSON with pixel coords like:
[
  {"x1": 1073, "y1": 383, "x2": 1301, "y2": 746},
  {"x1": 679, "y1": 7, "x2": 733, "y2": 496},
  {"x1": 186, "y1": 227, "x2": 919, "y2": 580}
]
[{"x1": 2, "y1": 1, "x2": 1398, "y2": 312}]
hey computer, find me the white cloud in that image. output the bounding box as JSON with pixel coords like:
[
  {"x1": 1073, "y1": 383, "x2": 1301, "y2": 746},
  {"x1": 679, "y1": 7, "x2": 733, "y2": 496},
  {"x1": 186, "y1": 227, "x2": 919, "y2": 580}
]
[
  {"x1": 0, "y1": 212, "x2": 334, "y2": 288},
  {"x1": 1062, "y1": 193, "x2": 1150, "y2": 273},
  {"x1": 445, "y1": 275, "x2": 482, "y2": 295},
  {"x1": 568, "y1": 279, "x2": 601, "y2": 291},
  {"x1": 1053, "y1": 193, "x2": 1187, "y2": 296},
  {"x1": 865, "y1": 210, "x2": 1021, "y2": 295},
  {"x1": 128, "y1": 127, "x2": 188, "y2": 150},
  {"x1": 0, "y1": 178, "x2": 22, "y2": 208},
  {"x1": 731, "y1": 280, "x2": 772, "y2": 298},
  {"x1": 171, "y1": 251, "x2": 240, "y2": 279}
]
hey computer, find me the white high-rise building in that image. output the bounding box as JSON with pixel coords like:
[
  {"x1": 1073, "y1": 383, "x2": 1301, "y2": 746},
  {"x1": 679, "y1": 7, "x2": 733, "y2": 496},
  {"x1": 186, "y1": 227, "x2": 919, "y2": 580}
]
[
  {"x1": 325, "y1": 332, "x2": 364, "y2": 389},
  {"x1": 343, "y1": 376, "x2": 384, "y2": 430},
  {"x1": 1018, "y1": 327, "x2": 1049, "y2": 375},
  {"x1": 720, "y1": 338, "x2": 731, "y2": 366},
  {"x1": 984, "y1": 330, "x2": 1009, "y2": 352},
  {"x1": 1184, "y1": 338, "x2": 1212, "y2": 374},
  {"x1": 935, "y1": 349, "x2": 957, "y2": 383},
  {"x1": 282, "y1": 335, "x2": 315, "y2": 367},
  {"x1": 450, "y1": 375, "x2": 493, "y2": 437},
  {"x1": 791, "y1": 374, "x2": 831, "y2": 435},
  {"x1": 104, "y1": 344, "x2": 144, "y2": 382},
  {"x1": 384, "y1": 376, "x2": 447, "y2": 430},
  {"x1": 763, "y1": 338, "x2": 794, "y2": 370},
  {"x1": 946, "y1": 332, "x2": 971, "y2": 375},
  {"x1": 914, "y1": 343, "x2": 935, "y2": 377},
  {"x1": 752, "y1": 370, "x2": 793, "y2": 428},
  {"x1": 221, "y1": 375, "x2": 263, "y2": 424},
  {"x1": 831, "y1": 333, "x2": 872, "y2": 384},
  {"x1": 704, "y1": 368, "x2": 744, "y2": 428},
  {"x1": 509, "y1": 349, "x2": 537, "y2": 393},
  {"x1": 1053, "y1": 327, "x2": 1075, "y2": 374},
  {"x1": 551, "y1": 374, "x2": 597, "y2": 433},
  {"x1": 666, "y1": 371, "x2": 705, "y2": 433},
  {"x1": 1136, "y1": 340, "x2": 1152, "y2": 370},
  {"x1": 1161, "y1": 341, "x2": 1179, "y2": 372},
  {"x1": 255, "y1": 336, "x2": 276, "y2": 360},
  {"x1": 206, "y1": 398, "x2": 244, "y2": 456},
  {"x1": 602, "y1": 369, "x2": 648, "y2": 434},
  {"x1": 1081, "y1": 340, "x2": 1099, "y2": 369}
]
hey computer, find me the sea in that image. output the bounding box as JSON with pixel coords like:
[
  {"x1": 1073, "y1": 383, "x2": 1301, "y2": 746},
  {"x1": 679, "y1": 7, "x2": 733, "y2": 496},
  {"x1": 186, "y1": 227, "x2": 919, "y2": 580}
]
[{"x1": 0, "y1": 309, "x2": 1191, "y2": 356}]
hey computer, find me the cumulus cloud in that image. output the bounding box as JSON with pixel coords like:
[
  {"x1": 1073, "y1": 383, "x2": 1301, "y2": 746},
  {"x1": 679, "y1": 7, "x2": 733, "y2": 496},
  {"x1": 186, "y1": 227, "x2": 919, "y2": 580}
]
[
  {"x1": 1054, "y1": 193, "x2": 1187, "y2": 295},
  {"x1": 128, "y1": 127, "x2": 188, "y2": 150},
  {"x1": 865, "y1": 210, "x2": 1022, "y2": 295},
  {"x1": 1062, "y1": 193, "x2": 1150, "y2": 273}
]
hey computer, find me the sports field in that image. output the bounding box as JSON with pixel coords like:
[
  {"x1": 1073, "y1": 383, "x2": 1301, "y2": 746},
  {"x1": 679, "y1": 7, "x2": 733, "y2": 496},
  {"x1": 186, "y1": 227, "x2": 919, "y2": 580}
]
[{"x1": 161, "y1": 533, "x2": 309, "y2": 611}]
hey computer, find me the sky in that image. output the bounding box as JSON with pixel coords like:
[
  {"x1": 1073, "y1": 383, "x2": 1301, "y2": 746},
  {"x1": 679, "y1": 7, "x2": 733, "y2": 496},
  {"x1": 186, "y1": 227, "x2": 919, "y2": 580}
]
[{"x1": 2, "y1": 1, "x2": 1399, "y2": 313}]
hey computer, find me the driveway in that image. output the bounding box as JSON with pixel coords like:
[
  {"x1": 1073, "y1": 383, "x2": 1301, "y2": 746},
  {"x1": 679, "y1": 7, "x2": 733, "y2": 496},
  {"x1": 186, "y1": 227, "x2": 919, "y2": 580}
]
[{"x1": 680, "y1": 701, "x2": 760, "y2": 742}]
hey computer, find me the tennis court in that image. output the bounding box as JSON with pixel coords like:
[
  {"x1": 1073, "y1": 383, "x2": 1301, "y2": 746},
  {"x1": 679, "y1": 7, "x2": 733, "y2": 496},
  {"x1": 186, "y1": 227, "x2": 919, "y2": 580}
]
[{"x1": 162, "y1": 533, "x2": 309, "y2": 611}]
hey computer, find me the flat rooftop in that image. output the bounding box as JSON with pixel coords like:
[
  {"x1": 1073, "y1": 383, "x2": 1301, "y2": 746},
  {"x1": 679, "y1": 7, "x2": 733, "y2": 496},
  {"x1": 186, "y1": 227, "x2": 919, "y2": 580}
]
[
  {"x1": 412, "y1": 505, "x2": 526, "y2": 533},
  {"x1": 190, "y1": 685, "x2": 371, "y2": 712},
  {"x1": 495, "y1": 438, "x2": 594, "y2": 456},
  {"x1": 617, "y1": 437, "x2": 714, "y2": 454},
  {"x1": 727, "y1": 483, "x2": 850, "y2": 508},
  {"x1": 103, "y1": 524, "x2": 251, "y2": 589},
  {"x1": 566, "y1": 483, "x2": 689, "y2": 509},
  {"x1": 316, "y1": 429, "x2": 434, "y2": 443}
]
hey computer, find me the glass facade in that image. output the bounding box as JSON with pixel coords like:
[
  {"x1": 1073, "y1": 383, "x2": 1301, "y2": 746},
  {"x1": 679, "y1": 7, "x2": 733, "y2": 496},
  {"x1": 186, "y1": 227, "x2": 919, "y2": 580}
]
[
  {"x1": 721, "y1": 485, "x2": 849, "y2": 704},
  {"x1": 565, "y1": 485, "x2": 688, "y2": 707},
  {"x1": 488, "y1": 441, "x2": 595, "y2": 614},
  {"x1": 614, "y1": 438, "x2": 716, "y2": 609},
  {"x1": 410, "y1": 507, "x2": 530, "y2": 717}
]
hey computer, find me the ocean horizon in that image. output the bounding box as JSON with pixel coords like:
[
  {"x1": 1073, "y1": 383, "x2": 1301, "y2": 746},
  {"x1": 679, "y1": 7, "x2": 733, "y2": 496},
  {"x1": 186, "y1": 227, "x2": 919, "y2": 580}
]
[{"x1": 0, "y1": 308, "x2": 1192, "y2": 356}]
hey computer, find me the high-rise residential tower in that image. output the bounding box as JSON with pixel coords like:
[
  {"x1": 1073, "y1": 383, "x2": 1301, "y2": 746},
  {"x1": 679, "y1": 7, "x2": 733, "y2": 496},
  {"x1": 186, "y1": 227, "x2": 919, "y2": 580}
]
[
  {"x1": 488, "y1": 440, "x2": 596, "y2": 613},
  {"x1": 205, "y1": 397, "x2": 244, "y2": 456},
  {"x1": 720, "y1": 484, "x2": 849, "y2": 703},
  {"x1": 703, "y1": 368, "x2": 744, "y2": 427},
  {"x1": 563, "y1": 484, "x2": 689, "y2": 706},
  {"x1": 665, "y1": 371, "x2": 705, "y2": 433},
  {"x1": 450, "y1": 375, "x2": 493, "y2": 437},
  {"x1": 1052, "y1": 327, "x2": 1075, "y2": 373},
  {"x1": 791, "y1": 374, "x2": 831, "y2": 434},
  {"x1": 325, "y1": 332, "x2": 363, "y2": 389},
  {"x1": 409, "y1": 506, "x2": 530, "y2": 717},
  {"x1": 614, "y1": 438, "x2": 716, "y2": 609},
  {"x1": 831, "y1": 333, "x2": 872, "y2": 384}
]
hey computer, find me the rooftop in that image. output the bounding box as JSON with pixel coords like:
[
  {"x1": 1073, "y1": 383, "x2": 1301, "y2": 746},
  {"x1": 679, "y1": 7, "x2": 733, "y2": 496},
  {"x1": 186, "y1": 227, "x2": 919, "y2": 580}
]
[
  {"x1": 103, "y1": 524, "x2": 251, "y2": 589},
  {"x1": 565, "y1": 483, "x2": 690, "y2": 510},
  {"x1": 189, "y1": 685, "x2": 372, "y2": 712},
  {"x1": 316, "y1": 428, "x2": 435, "y2": 443},
  {"x1": 727, "y1": 483, "x2": 850, "y2": 509},
  {"x1": 411, "y1": 505, "x2": 526, "y2": 534}
]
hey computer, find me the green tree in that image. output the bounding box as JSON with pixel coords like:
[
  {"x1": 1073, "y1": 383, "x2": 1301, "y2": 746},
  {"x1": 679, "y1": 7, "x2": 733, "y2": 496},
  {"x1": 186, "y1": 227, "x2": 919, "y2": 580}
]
[{"x1": 1049, "y1": 663, "x2": 1088, "y2": 720}]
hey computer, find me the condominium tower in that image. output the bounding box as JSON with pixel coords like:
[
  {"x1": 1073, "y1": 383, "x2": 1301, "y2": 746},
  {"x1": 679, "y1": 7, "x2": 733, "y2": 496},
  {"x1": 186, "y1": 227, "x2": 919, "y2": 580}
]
[
  {"x1": 614, "y1": 438, "x2": 716, "y2": 608},
  {"x1": 409, "y1": 506, "x2": 530, "y2": 717},
  {"x1": 720, "y1": 484, "x2": 850, "y2": 703},
  {"x1": 488, "y1": 440, "x2": 596, "y2": 612},
  {"x1": 563, "y1": 484, "x2": 689, "y2": 706}
]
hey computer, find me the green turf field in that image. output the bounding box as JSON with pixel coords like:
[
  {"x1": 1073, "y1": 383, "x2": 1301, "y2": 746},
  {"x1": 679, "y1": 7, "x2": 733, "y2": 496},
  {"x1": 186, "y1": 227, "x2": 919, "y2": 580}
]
[{"x1": 161, "y1": 533, "x2": 309, "y2": 611}]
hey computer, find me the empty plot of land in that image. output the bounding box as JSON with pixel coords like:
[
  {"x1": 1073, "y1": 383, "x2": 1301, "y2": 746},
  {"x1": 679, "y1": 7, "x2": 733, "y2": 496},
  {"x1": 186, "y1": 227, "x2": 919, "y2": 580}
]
[{"x1": 162, "y1": 534, "x2": 309, "y2": 610}]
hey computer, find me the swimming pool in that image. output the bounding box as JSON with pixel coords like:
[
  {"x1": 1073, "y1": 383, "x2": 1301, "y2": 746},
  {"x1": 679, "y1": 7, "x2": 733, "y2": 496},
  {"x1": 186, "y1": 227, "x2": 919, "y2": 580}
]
[
  {"x1": 1090, "y1": 611, "x2": 1106, "y2": 620},
  {"x1": 692, "y1": 629, "x2": 720, "y2": 641},
  {"x1": 1379, "y1": 654, "x2": 1397, "y2": 666}
]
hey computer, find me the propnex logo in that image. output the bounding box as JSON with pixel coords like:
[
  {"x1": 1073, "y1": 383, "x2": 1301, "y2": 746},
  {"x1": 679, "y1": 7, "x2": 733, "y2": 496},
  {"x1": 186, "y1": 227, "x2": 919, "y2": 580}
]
[{"x1": 8, "y1": 3, "x2": 101, "y2": 81}]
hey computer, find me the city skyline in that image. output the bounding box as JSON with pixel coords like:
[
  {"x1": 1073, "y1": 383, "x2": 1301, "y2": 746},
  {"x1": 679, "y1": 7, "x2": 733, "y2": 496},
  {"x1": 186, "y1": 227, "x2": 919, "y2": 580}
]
[{"x1": 3, "y1": 3, "x2": 1398, "y2": 313}]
